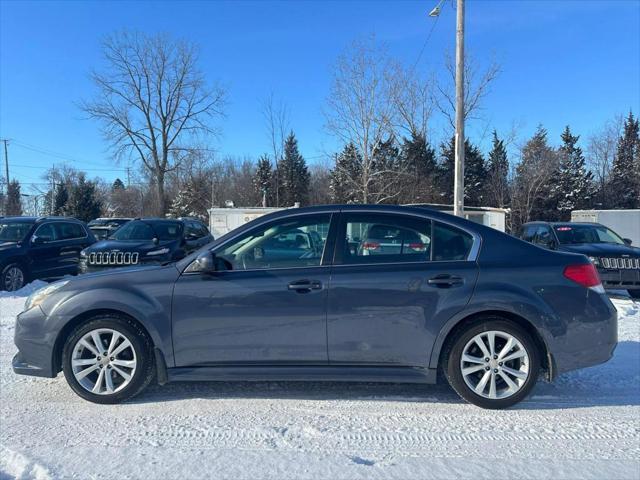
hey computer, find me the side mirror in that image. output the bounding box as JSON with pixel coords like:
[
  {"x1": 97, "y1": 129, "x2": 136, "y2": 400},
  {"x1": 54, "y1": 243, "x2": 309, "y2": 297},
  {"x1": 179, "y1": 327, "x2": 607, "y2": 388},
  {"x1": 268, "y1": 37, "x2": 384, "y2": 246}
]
[
  {"x1": 31, "y1": 236, "x2": 46, "y2": 245},
  {"x1": 194, "y1": 250, "x2": 216, "y2": 274},
  {"x1": 547, "y1": 239, "x2": 558, "y2": 250},
  {"x1": 152, "y1": 237, "x2": 159, "y2": 245},
  {"x1": 623, "y1": 238, "x2": 633, "y2": 246}
]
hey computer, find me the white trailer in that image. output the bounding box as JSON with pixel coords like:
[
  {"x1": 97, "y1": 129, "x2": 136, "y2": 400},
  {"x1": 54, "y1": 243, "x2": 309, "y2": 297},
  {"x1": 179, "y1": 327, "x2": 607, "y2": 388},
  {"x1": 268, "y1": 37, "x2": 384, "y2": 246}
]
[
  {"x1": 571, "y1": 209, "x2": 640, "y2": 246},
  {"x1": 209, "y1": 204, "x2": 507, "y2": 238}
]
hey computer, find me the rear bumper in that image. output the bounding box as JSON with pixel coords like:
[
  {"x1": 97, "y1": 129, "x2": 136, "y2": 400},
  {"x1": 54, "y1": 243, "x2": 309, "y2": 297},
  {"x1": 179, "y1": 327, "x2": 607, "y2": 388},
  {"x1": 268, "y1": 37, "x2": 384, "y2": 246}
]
[
  {"x1": 12, "y1": 306, "x2": 57, "y2": 378},
  {"x1": 549, "y1": 292, "x2": 618, "y2": 377}
]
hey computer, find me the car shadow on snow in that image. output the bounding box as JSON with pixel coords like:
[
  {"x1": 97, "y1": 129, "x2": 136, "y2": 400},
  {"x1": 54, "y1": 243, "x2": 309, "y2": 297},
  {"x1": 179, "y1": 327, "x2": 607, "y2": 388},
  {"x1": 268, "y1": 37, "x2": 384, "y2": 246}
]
[{"x1": 128, "y1": 340, "x2": 639, "y2": 410}]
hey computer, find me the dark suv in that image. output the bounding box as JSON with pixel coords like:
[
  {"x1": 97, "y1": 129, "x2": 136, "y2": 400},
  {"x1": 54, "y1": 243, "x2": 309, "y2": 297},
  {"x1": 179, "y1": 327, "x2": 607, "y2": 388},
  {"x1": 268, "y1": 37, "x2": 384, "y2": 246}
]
[
  {"x1": 521, "y1": 221, "x2": 640, "y2": 298},
  {"x1": 79, "y1": 218, "x2": 213, "y2": 273},
  {"x1": 0, "y1": 216, "x2": 95, "y2": 291}
]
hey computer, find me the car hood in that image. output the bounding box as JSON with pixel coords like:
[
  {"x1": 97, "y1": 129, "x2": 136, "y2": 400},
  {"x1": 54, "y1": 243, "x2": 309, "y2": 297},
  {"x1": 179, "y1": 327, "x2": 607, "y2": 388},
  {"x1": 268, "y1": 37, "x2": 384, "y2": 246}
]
[
  {"x1": 83, "y1": 239, "x2": 178, "y2": 253},
  {"x1": 558, "y1": 243, "x2": 640, "y2": 257}
]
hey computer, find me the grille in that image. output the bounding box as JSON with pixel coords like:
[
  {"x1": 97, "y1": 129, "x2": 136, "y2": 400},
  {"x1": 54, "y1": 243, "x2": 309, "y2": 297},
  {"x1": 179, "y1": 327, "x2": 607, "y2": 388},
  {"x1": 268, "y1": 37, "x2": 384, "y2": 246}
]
[
  {"x1": 600, "y1": 257, "x2": 640, "y2": 269},
  {"x1": 88, "y1": 251, "x2": 139, "y2": 266}
]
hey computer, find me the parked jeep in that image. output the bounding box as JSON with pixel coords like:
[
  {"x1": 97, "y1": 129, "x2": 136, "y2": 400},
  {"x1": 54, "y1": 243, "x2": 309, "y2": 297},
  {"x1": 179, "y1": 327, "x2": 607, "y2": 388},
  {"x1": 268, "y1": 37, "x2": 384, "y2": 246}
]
[
  {"x1": 0, "y1": 216, "x2": 96, "y2": 291},
  {"x1": 87, "y1": 218, "x2": 132, "y2": 240},
  {"x1": 79, "y1": 218, "x2": 213, "y2": 273},
  {"x1": 521, "y1": 221, "x2": 640, "y2": 298}
]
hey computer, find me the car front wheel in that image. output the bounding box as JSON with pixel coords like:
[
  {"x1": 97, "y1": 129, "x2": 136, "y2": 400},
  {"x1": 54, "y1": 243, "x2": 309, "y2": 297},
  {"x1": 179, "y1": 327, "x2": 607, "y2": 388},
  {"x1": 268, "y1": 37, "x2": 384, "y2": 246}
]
[
  {"x1": 1, "y1": 263, "x2": 26, "y2": 292},
  {"x1": 445, "y1": 319, "x2": 540, "y2": 409},
  {"x1": 62, "y1": 315, "x2": 154, "y2": 404}
]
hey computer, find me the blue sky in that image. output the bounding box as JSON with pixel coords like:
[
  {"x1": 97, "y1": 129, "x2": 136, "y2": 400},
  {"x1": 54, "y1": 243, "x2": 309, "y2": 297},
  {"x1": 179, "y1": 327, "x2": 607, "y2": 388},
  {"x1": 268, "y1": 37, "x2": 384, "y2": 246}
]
[{"x1": 1, "y1": 0, "x2": 639, "y2": 193}]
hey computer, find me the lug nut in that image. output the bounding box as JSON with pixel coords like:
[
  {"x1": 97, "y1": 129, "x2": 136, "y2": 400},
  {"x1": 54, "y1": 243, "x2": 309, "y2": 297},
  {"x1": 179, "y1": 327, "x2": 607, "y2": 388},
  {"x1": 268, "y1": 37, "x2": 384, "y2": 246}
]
[
  {"x1": 110, "y1": 357, "x2": 114, "y2": 361},
  {"x1": 493, "y1": 355, "x2": 498, "y2": 360},
  {"x1": 498, "y1": 362, "x2": 503, "y2": 366},
  {"x1": 103, "y1": 352, "x2": 107, "y2": 356},
  {"x1": 493, "y1": 369, "x2": 498, "y2": 373},
  {"x1": 485, "y1": 358, "x2": 490, "y2": 362},
  {"x1": 97, "y1": 357, "x2": 101, "y2": 361},
  {"x1": 485, "y1": 366, "x2": 490, "y2": 371}
]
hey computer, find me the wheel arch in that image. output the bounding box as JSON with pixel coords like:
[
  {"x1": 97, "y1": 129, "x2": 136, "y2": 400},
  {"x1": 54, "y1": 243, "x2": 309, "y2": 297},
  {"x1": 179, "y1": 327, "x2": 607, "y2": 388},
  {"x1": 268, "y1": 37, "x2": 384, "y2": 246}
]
[
  {"x1": 52, "y1": 308, "x2": 158, "y2": 375},
  {"x1": 433, "y1": 309, "x2": 554, "y2": 380}
]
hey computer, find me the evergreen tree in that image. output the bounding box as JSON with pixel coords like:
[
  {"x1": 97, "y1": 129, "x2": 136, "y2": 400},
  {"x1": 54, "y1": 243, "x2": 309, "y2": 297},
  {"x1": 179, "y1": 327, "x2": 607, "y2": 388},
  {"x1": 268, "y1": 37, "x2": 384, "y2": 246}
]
[
  {"x1": 277, "y1": 132, "x2": 310, "y2": 206},
  {"x1": 330, "y1": 143, "x2": 362, "y2": 203},
  {"x1": 168, "y1": 177, "x2": 210, "y2": 219},
  {"x1": 464, "y1": 142, "x2": 486, "y2": 206},
  {"x1": 112, "y1": 178, "x2": 126, "y2": 191},
  {"x1": 399, "y1": 132, "x2": 437, "y2": 203},
  {"x1": 66, "y1": 174, "x2": 102, "y2": 221},
  {"x1": 610, "y1": 111, "x2": 640, "y2": 208},
  {"x1": 437, "y1": 136, "x2": 485, "y2": 205},
  {"x1": 370, "y1": 136, "x2": 401, "y2": 204},
  {"x1": 53, "y1": 182, "x2": 69, "y2": 215},
  {"x1": 6, "y1": 180, "x2": 22, "y2": 216},
  {"x1": 486, "y1": 130, "x2": 510, "y2": 208},
  {"x1": 253, "y1": 155, "x2": 274, "y2": 207},
  {"x1": 553, "y1": 126, "x2": 593, "y2": 218}
]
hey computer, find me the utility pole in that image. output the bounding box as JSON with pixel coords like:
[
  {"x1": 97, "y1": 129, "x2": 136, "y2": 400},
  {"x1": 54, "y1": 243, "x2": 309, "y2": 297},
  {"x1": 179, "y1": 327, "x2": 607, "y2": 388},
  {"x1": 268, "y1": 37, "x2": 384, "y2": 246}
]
[
  {"x1": 2, "y1": 139, "x2": 9, "y2": 193},
  {"x1": 453, "y1": 0, "x2": 465, "y2": 217}
]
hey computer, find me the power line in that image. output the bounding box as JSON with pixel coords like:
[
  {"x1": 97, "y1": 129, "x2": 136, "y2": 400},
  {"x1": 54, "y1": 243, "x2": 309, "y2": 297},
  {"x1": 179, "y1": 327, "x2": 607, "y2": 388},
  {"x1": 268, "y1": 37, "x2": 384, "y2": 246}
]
[{"x1": 11, "y1": 163, "x2": 127, "y2": 173}]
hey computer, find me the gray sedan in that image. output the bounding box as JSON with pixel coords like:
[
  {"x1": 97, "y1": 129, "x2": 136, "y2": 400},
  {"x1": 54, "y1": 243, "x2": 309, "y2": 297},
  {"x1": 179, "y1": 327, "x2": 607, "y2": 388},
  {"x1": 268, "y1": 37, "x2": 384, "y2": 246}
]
[{"x1": 12, "y1": 205, "x2": 617, "y2": 409}]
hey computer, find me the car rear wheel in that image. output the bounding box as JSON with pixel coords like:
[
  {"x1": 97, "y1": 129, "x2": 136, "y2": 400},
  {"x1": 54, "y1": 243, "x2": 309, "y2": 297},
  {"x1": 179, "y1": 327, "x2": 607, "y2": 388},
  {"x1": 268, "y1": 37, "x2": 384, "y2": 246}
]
[
  {"x1": 444, "y1": 318, "x2": 540, "y2": 409},
  {"x1": 62, "y1": 315, "x2": 154, "y2": 404},
  {"x1": 1, "y1": 263, "x2": 26, "y2": 292}
]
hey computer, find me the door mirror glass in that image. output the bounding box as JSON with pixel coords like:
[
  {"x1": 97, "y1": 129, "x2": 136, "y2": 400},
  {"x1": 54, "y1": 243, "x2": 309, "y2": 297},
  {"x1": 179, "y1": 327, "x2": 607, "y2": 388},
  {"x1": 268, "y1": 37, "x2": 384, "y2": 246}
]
[{"x1": 186, "y1": 251, "x2": 217, "y2": 274}]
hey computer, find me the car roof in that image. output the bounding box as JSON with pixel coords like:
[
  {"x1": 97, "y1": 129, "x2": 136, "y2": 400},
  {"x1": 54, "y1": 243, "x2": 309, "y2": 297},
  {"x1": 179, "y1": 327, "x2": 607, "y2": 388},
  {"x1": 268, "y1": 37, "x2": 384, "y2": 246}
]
[{"x1": 1, "y1": 216, "x2": 83, "y2": 223}]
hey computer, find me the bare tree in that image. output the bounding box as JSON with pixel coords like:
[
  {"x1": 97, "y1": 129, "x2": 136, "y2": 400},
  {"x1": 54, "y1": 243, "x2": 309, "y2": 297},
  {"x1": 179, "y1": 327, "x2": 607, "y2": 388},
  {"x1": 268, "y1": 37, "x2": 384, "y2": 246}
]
[
  {"x1": 82, "y1": 31, "x2": 226, "y2": 215},
  {"x1": 261, "y1": 93, "x2": 290, "y2": 206},
  {"x1": 436, "y1": 52, "x2": 500, "y2": 129},
  {"x1": 325, "y1": 38, "x2": 406, "y2": 203},
  {"x1": 587, "y1": 115, "x2": 624, "y2": 208},
  {"x1": 390, "y1": 63, "x2": 435, "y2": 138}
]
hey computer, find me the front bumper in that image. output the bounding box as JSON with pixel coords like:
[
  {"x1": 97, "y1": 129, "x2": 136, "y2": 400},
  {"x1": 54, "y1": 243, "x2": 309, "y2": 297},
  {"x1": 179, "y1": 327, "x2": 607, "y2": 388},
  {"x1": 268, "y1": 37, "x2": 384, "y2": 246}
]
[
  {"x1": 13, "y1": 306, "x2": 57, "y2": 378},
  {"x1": 599, "y1": 268, "x2": 640, "y2": 291}
]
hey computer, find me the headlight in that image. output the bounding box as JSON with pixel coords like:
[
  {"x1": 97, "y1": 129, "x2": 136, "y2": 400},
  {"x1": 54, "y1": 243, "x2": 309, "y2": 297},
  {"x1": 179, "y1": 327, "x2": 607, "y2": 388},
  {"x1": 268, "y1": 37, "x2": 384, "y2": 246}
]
[
  {"x1": 24, "y1": 280, "x2": 69, "y2": 312},
  {"x1": 146, "y1": 247, "x2": 170, "y2": 256},
  {"x1": 588, "y1": 256, "x2": 600, "y2": 266}
]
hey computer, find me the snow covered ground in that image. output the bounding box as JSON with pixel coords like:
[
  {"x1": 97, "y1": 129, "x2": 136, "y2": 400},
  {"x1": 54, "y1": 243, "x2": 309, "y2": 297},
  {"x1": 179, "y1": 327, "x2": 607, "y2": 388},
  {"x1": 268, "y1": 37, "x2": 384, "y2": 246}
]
[{"x1": 0, "y1": 283, "x2": 638, "y2": 480}]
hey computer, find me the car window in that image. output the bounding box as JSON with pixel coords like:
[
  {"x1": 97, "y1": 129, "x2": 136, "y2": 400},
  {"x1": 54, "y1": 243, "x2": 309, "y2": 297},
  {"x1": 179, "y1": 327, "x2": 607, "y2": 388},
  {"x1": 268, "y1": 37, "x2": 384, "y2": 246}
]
[
  {"x1": 534, "y1": 226, "x2": 554, "y2": 247},
  {"x1": 0, "y1": 221, "x2": 33, "y2": 242},
  {"x1": 55, "y1": 222, "x2": 85, "y2": 240},
  {"x1": 521, "y1": 225, "x2": 537, "y2": 242},
  {"x1": 216, "y1": 215, "x2": 331, "y2": 271},
  {"x1": 432, "y1": 222, "x2": 473, "y2": 261},
  {"x1": 553, "y1": 225, "x2": 625, "y2": 245},
  {"x1": 340, "y1": 214, "x2": 431, "y2": 265},
  {"x1": 34, "y1": 223, "x2": 58, "y2": 242},
  {"x1": 185, "y1": 221, "x2": 206, "y2": 239}
]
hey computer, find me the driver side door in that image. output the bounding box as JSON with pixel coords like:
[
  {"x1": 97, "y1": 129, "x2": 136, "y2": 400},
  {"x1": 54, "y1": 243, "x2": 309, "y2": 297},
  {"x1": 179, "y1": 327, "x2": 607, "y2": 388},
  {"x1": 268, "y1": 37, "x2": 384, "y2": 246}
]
[{"x1": 171, "y1": 212, "x2": 336, "y2": 366}]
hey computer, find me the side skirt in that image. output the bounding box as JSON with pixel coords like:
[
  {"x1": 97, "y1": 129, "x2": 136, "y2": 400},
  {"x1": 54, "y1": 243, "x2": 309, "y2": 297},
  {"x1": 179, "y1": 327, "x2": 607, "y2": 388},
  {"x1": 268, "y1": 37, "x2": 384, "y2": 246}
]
[{"x1": 166, "y1": 365, "x2": 438, "y2": 384}]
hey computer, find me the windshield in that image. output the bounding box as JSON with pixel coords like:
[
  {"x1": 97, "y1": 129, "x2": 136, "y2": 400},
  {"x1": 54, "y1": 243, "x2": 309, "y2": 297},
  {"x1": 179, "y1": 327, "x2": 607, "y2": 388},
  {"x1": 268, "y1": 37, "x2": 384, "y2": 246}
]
[
  {"x1": 553, "y1": 225, "x2": 626, "y2": 245},
  {"x1": 0, "y1": 222, "x2": 33, "y2": 242},
  {"x1": 109, "y1": 220, "x2": 182, "y2": 241}
]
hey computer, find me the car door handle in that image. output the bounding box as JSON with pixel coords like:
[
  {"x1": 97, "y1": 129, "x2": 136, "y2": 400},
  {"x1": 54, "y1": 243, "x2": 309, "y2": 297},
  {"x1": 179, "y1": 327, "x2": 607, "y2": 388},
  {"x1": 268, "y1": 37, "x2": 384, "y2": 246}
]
[
  {"x1": 288, "y1": 280, "x2": 323, "y2": 292},
  {"x1": 427, "y1": 274, "x2": 464, "y2": 288}
]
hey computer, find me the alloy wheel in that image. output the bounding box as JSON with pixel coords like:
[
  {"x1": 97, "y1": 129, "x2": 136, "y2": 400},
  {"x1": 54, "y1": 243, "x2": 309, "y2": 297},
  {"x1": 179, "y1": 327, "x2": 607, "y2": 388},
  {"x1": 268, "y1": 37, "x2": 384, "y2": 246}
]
[
  {"x1": 71, "y1": 328, "x2": 137, "y2": 395},
  {"x1": 460, "y1": 330, "x2": 530, "y2": 400},
  {"x1": 4, "y1": 266, "x2": 24, "y2": 291}
]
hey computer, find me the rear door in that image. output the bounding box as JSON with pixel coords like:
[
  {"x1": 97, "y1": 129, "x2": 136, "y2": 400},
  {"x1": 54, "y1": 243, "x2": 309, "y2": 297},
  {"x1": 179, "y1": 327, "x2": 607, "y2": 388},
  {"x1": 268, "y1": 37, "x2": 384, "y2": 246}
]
[
  {"x1": 53, "y1": 221, "x2": 92, "y2": 275},
  {"x1": 327, "y1": 211, "x2": 479, "y2": 367}
]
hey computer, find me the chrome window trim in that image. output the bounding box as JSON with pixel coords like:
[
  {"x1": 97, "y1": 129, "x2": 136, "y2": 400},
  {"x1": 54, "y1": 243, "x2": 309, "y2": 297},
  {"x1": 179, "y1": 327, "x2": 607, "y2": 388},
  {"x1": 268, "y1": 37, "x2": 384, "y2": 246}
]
[{"x1": 182, "y1": 207, "x2": 481, "y2": 275}]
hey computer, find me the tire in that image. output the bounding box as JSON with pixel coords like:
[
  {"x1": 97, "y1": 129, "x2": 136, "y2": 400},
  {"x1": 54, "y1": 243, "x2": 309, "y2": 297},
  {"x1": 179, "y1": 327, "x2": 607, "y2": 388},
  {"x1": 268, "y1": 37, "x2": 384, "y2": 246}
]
[
  {"x1": 62, "y1": 314, "x2": 155, "y2": 404},
  {"x1": 444, "y1": 317, "x2": 540, "y2": 409},
  {"x1": 1, "y1": 262, "x2": 27, "y2": 292},
  {"x1": 628, "y1": 290, "x2": 640, "y2": 300}
]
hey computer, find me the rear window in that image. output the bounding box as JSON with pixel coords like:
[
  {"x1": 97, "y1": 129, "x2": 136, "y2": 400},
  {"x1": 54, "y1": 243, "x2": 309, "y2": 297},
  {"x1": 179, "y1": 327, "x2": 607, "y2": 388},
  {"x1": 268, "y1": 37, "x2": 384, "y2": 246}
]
[
  {"x1": 111, "y1": 221, "x2": 182, "y2": 241},
  {"x1": 432, "y1": 222, "x2": 473, "y2": 261},
  {"x1": 0, "y1": 221, "x2": 33, "y2": 242}
]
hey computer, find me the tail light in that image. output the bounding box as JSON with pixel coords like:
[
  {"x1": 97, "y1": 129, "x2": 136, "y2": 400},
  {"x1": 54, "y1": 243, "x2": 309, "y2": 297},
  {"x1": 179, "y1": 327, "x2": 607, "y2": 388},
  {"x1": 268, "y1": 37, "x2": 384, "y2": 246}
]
[
  {"x1": 408, "y1": 242, "x2": 427, "y2": 252},
  {"x1": 563, "y1": 263, "x2": 603, "y2": 290},
  {"x1": 362, "y1": 242, "x2": 380, "y2": 251}
]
